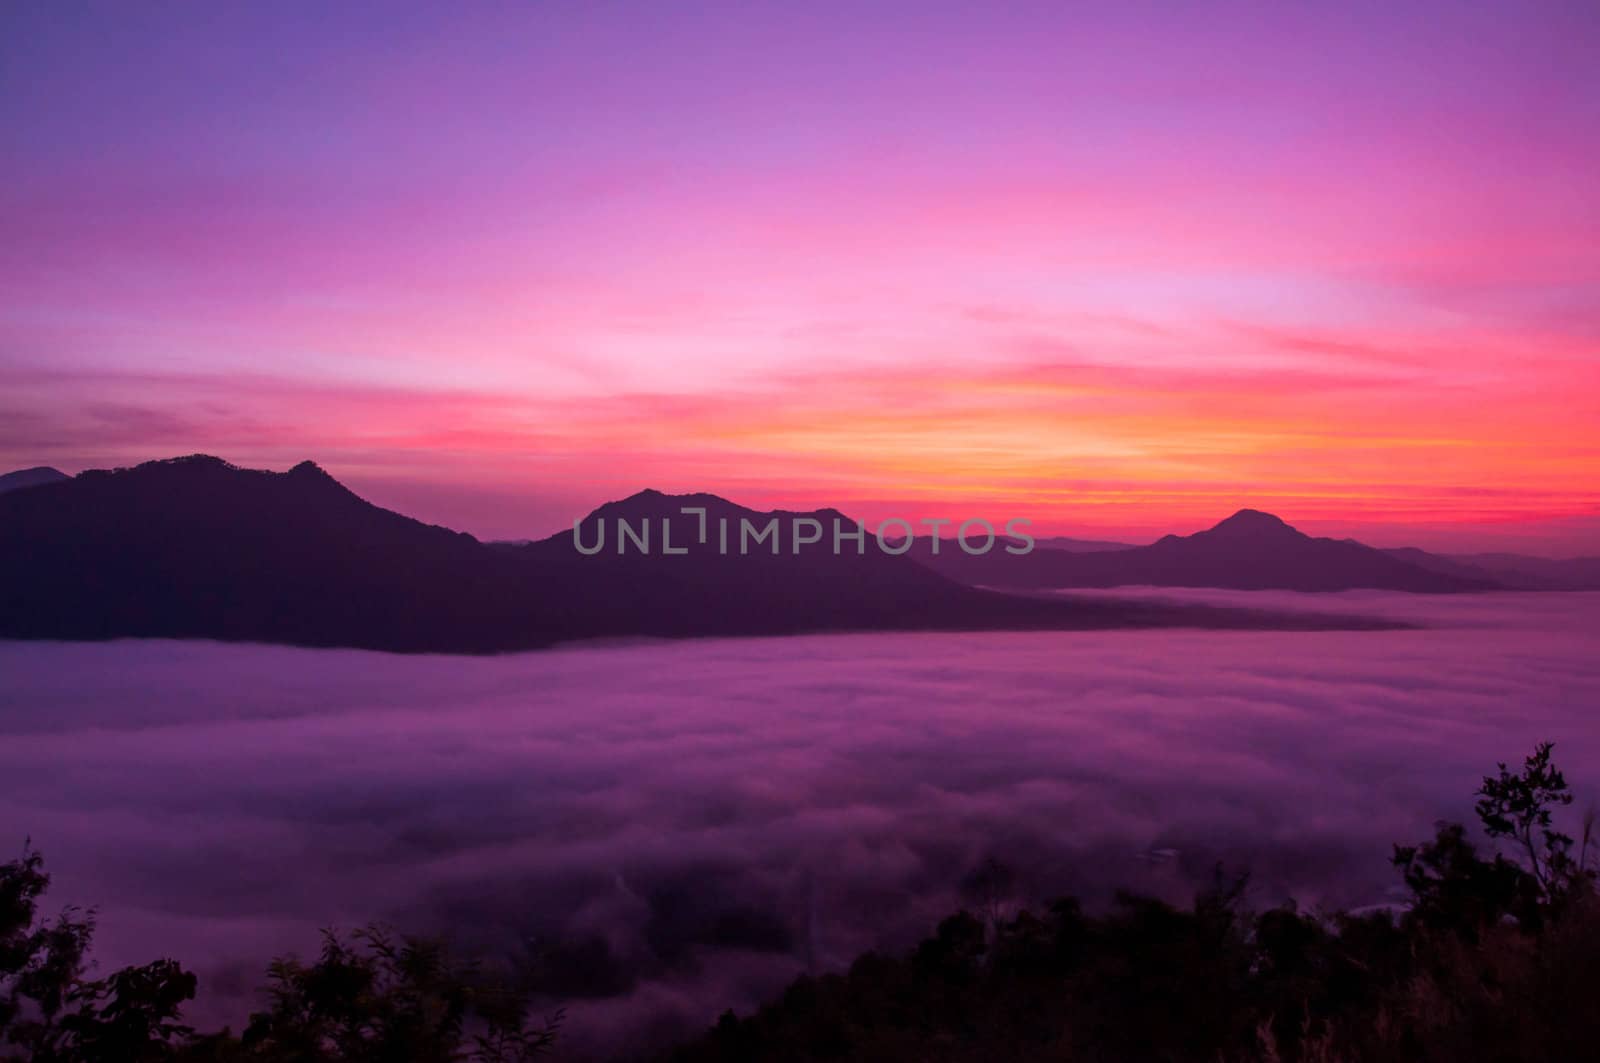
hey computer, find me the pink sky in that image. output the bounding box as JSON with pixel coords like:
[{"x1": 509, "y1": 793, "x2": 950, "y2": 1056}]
[{"x1": 1, "y1": 2, "x2": 1596, "y2": 552}]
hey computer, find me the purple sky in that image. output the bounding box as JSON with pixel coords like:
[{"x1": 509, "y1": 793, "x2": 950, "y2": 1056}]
[{"x1": 3, "y1": 2, "x2": 1597, "y2": 550}]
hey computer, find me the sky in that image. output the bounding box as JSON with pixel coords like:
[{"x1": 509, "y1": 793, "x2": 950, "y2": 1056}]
[{"x1": 1, "y1": 1, "x2": 1597, "y2": 552}]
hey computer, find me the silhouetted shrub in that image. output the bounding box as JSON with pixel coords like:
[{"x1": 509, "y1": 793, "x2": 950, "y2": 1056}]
[
  {"x1": 1, "y1": 843, "x2": 193, "y2": 1061},
  {"x1": 0, "y1": 852, "x2": 557, "y2": 1062}
]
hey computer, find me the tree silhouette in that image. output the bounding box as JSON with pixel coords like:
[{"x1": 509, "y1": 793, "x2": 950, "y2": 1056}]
[
  {"x1": 8, "y1": 742, "x2": 1600, "y2": 1062},
  {"x1": 241, "y1": 926, "x2": 559, "y2": 1062},
  {"x1": 1, "y1": 842, "x2": 194, "y2": 1061},
  {"x1": 1474, "y1": 740, "x2": 1590, "y2": 902}
]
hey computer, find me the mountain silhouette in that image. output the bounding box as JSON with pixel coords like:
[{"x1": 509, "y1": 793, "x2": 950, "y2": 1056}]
[
  {"x1": 906, "y1": 509, "x2": 1498, "y2": 592},
  {"x1": 1034, "y1": 534, "x2": 1141, "y2": 552},
  {"x1": 1382, "y1": 546, "x2": 1600, "y2": 591},
  {"x1": 507, "y1": 490, "x2": 1388, "y2": 635},
  {"x1": 0, "y1": 456, "x2": 508, "y2": 651},
  {"x1": 524, "y1": 487, "x2": 858, "y2": 558},
  {"x1": 0, "y1": 458, "x2": 1394, "y2": 652},
  {"x1": 0, "y1": 466, "x2": 68, "y2": 495}
]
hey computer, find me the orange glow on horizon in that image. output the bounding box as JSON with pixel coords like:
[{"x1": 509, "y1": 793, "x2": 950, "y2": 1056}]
[{"x1": 2, "y1": 3, "x2": 1596, "y2": 553}]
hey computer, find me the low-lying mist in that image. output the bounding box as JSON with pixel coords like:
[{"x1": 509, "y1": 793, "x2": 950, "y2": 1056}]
[{"x1": 2, "y1": 591, "x2": 1598, "y2": 1055}]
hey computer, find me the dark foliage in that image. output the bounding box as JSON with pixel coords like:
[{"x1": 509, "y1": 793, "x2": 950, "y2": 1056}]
[
  {"x1": 5, "y1": 744, "x2": 1596, "y2": 1061},
  {"x1": 672, "y1": 742, "x2": 1599, "y2": 1062},
  {"x1": 0, "y1": 847, "x2": 558, "y2": 1063},
  {"x1": 1, "y1": 843, "x2": 193, "y2": 1061},
  {"x1": 233, "y1": 927, "x2": 560, "y2": 1062}
]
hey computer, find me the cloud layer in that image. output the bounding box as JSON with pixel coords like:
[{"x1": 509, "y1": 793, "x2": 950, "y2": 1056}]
[{"x1": 2, "y1": 591, "x2": 1599, "y2": 1053}]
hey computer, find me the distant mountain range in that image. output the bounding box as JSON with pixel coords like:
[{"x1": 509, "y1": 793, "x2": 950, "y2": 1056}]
[
  {"x1": 904, "y1": 509, "x2": 1505, "y2": 593},
  {"x1": 0, "y1": 456, "x2": 1403, "y2": 653},
  {"x1": 1035, "y1": 534, "x2": 1141, "y2": 553},
  {"x1": 902, "y1": 512, "x2": 1598, "y2": 593},
  {"x1": 0, "y1": 466, "x2": 68, "y2": 494},
  {"x1": 1377, "y1": 546, "x2": 1600, "y2": 591}
]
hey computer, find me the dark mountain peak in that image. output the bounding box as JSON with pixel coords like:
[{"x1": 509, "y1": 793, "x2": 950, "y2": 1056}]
[
  {"x1": 1144, "y1": 510, "x2": 1305, "y2": 552},
  {"x1": 73, "y1": 454, "x2": 229, "y2": 485},
  {"x1": 912, "y1": 502, "x2": 1496, "y2": 593},
  {"x1": 160, "y1": 454, "x2": 236, "y2": 470},
  {"x1": 580, "y1": 490, "x2": 862, "y2": 534},
  {"x1": 2, "y1": 465, "x2": 67, "y2": 479},
  {"x1": 534, "y1": 490, "x2": 871, "y2": 561},
  {"x1": 587, "y1": 488, "x2": 746, "y2": 524},
  {"x1": 0, "y1": 466, "x2": 70, "y2": 495},
  {"x1": 283, "y1": 459, "x2": 365, "y2": 503},
  {"x1": 74, "y1": 455, "x2": 361, "y2": 499},
  {"x1": 1201, "y1": 508, "x2": 1305, "y2": 542},
  {"x1": 1139, "y1": 508, "x2": 1316, "y2": 561}
]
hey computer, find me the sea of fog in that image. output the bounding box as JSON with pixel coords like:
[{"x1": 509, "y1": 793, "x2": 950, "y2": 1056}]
[{"x1": 3, "y1": 590, "x2": 1599, "y2": 1055}]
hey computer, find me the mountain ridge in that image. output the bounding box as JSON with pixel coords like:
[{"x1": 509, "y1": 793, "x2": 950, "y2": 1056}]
[
  {"x1": 0, "y1": 465, "x2": 69, "y2": 495},
  {"x1": 0, "y1": 456, "x2": 1401, "y2": 652},
  {"x1": 904, "y1": 508, "x2": 1501, "y2": 593}
]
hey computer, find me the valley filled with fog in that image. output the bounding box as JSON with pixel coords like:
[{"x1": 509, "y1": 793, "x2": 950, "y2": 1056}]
[{"x1": 3, "y1": 591, "x2": 1597, "y2": 1053}]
